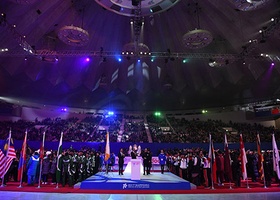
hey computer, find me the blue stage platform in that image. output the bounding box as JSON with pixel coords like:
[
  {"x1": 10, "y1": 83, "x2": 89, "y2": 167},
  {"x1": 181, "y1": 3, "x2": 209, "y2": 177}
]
[{"x1": 77, "y1": 172, "x2": 196, "y2": 191}]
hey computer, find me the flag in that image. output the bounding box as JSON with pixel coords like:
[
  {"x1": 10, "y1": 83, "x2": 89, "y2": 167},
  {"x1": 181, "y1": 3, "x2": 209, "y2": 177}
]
[
  {"x1": 104, "y1": 132, "x2": 110, "y2": 162},
  {"x1": 208, "y1": 134, "x2": 217, "y2": 183},
  {"x1": 257, "y1": 134, "x2": 264, "y2": 179},
  {"x1": 239, "y1": 134, "x2": 248, "y2": 180},
  {"x1": 18, "y1": 131, "x2": 27, "y2": 182},
  {"x1": 0, "y1": 130, "x2": 16, "y2": 179},
  {"x1": 38, "y1": 132, "x2": 46, "y2": 186},
  {"x1": 40, "y1": 132, "x2": 46, "y2": 159},
  {"x1": 224, "y1": 134, "x2": 232, "y2": 181},
  {"x1": 0, "y1": 149, "x2": 6, "y2": 177},
  {"x1": 56, "y1": 132, "x2": 63, "y2": 183},
  {"x1": 272, "y1": 134, "x2": 280, "y2": 179}
]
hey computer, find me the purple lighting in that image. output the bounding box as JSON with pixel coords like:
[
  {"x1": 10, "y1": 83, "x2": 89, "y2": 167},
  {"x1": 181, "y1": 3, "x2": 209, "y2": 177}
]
[
  {"x1": 271, "y1": 62, "x2": 275, "y2": 67},
  {"x1": 86, "y1": 57, "x2": 90, "y2": 62}
]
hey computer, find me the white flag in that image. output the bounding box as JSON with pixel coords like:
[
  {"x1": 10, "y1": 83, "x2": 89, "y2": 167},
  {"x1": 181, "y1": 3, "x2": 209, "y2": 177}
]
[
  {"x1": 272, "y1": 134, "x2": 280, "y2": 179},
  {"x1": 240, "y1": 134, "x2": 248, "y2": 180},
  {"x1": 105, "y1": 132, "x2": 110, "y2": 162}
]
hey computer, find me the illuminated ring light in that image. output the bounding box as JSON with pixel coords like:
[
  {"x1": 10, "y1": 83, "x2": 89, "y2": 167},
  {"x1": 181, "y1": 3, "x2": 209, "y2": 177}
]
[
  {"x1": 182, "y1": 29, "x2": 213, "y2": 49},
  {"x1": 233, "y1": 0, "x2": 271, "y2": 11},
  {"x1": 94, "y1": 0, "x2": 181, "y2": 17},
  {"x1": 123, "y1": 42, "x2": 150, "y2": 54},
  {"x1": 58, "y1": 25, "x2": 89, "y2": 47},
  {"x1": 8, "y1": 0, "x2": 38, "y2": 4}
]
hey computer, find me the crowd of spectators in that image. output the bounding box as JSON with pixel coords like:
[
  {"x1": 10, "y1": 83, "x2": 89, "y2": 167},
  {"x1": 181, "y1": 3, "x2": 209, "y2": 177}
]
[
  {"x1": 122, "y1": 114, "x2": 147, "y2": 141},
  {"x1": 147, "y1": 116, "x2": 279, "y2": 143},
  {"x1": 0, "y1": 113, "x2": 279, "y2": 144}
]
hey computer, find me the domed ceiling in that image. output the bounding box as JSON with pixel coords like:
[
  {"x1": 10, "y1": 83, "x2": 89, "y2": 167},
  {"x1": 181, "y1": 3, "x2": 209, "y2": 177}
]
[{"x1": 0, "y1": 0, "x2": 280, "y2": 111}]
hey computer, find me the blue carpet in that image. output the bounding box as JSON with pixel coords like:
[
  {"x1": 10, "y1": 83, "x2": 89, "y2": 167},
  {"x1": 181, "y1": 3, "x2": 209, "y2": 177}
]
[{"x1": 79, "y1": 172, "x2": 195, "y2": 190}]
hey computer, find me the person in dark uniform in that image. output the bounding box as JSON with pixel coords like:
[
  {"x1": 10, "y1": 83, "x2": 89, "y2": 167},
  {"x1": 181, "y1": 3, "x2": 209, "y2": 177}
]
[
  {"x1": 131, "y1": 149, "x2": 137, "y2": 159},
  {"x1": 118, "y1": 148, "x2": 125, "y2": 175},
  {"x1": 62, "y1": 150, "x2": 73, "y2": 187},
  {"x1": 142, "y1": 148, "x2": 151, "y2": 175},
  {"x1": 231, "y1": 152, "x2": 241, "y2": 187}
]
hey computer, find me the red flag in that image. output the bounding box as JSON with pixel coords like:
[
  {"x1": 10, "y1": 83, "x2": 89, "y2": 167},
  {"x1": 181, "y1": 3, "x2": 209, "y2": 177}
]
[
  {"x1": 239, "y1": 134, "x2": 247, "y2": 180},
  {"x1": 18, "y1": 131, "x2": 27, "y2": 182},
  {"x1": 209, "y1": 134, "x2": 217, "y2": 183},
  {"x1": 38, "y1": 132, "x2": 46, "y2": 186},
  {"x1": 39, "y1": 132, "x2": 46, "y2": 159},
  {"x1": 256, "y1": 134, "x2": 264, "y2": 179},
  {"x1": 0, "y1": 131, "x2": 16, "y2": 179},
  {"x1": 224, "y1": 134, "x2": 232, "y2": 181}
]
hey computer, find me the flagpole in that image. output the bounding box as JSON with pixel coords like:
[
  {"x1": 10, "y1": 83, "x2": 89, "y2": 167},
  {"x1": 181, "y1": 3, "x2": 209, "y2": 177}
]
[
  {"x1": 246, "y1": 177, "x2": 250, "y2": 189},
  {"x1": 257, "y1": 134, "x2": 267, "y2": 189},
  {"x1": 229, "y1": 180, "x2": 233, "y2": 189},
  {"x1": 272, "y1": 134, "x2": 280, "y2": 183},
  {"x1": 261, "y1": 152, "x2": 267, "y2": 189},
  {"x1": 224, "y1": 133, "x2": 233, "y2": 190},
  {"x1": 18, "y1": 131, "x2": 27, "y2": 188},
  {"x1": 37, "y1": 132, "x2": 45, "y2": 188},
  {"x1": 55, "y1": 132, "x2": 63, "y2": 189},
  {"x1": 209, "y1": 134, "x2": 215, "y2": 190},
  {"x1": 1, "y1": 129, "x2": 11, "y2": 187}
]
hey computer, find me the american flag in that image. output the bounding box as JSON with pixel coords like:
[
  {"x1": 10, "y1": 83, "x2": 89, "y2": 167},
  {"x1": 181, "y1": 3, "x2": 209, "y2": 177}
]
[{"x1": 0, "y1": 131, "x2": 17, "y2": 178}]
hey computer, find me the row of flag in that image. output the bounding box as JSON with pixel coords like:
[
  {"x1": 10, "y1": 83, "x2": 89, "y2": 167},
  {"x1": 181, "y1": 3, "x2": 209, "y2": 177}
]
[
  {"x1": 0, "y1": 130, "x2": 64, "y2": 187},
  {"x1": 0, "y1": 130, "x2": 279, "y2": 185},
  {"x1": 208, "y1": 133, "x2": 280, "y2": 183}
]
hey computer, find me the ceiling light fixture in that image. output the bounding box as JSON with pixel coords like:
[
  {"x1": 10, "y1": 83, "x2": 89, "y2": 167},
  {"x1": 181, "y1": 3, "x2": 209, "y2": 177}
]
[
  {"x1": 58, "y1": 25, "x2": 89, "y2": 47},
  {"x1": 182, "y1": 2, "x2": 213, "y2": 49}
]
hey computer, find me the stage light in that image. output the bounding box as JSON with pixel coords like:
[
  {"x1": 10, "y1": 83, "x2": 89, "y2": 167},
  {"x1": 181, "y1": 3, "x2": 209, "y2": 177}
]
[
  {"x1": 271, "y1": 62, "x2": 275, "y2": 66},
  {"x1": 183, "y1": 59, "x2": 188, "y2": 63},
  {"x1": 137, "y1": 59, "x2": 140, "y2": 62},
  {"x1": 108, "y1": 111, "x2": 114, "y2": 115},
  {"x1": 154, "y1": 112, "x2": 161, "y2": 117},
  {"x1": 86, "y1": 57, "x2": 90, "y2": 62},
  {"x1": 118, "y1": 58, "x2": 122, "y2": 62}
]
